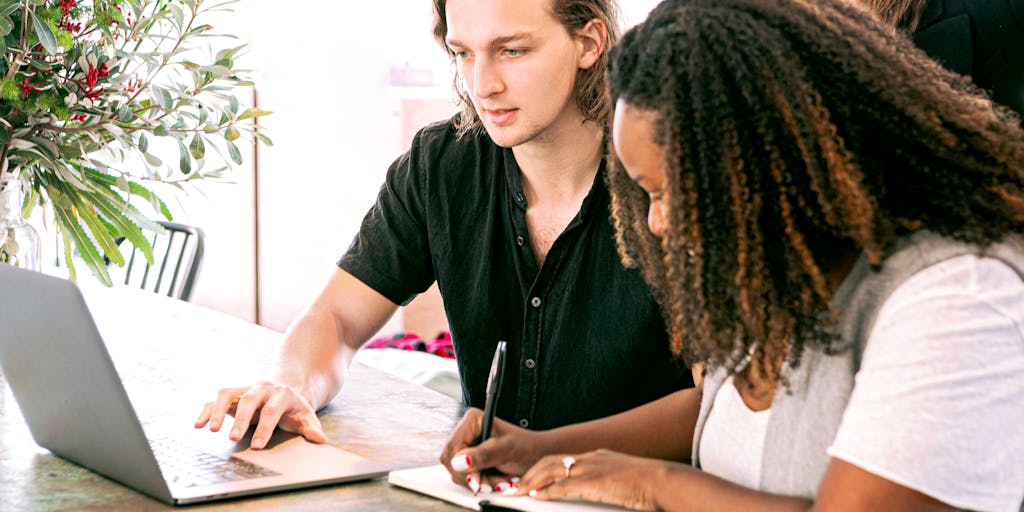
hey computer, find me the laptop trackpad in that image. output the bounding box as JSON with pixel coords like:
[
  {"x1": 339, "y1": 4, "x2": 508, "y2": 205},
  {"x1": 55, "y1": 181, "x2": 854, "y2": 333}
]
[{"x1": 228, "y1": 430, "x2": 386, "y2": 478}]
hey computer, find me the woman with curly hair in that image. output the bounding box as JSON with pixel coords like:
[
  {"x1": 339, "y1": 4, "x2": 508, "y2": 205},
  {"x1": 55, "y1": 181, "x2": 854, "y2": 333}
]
[{"x1": 440, "y1": 0, "x2": 1024, "y2": 509}]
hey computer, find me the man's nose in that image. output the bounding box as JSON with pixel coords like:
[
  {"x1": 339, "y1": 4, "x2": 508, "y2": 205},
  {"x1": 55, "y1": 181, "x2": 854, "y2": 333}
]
[{"x1": 473, "y1": 59, "x2": 504, "y2": 98}]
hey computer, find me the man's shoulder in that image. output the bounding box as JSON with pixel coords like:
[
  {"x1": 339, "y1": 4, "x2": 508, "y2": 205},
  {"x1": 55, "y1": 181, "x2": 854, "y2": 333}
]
[
  {"x1": 411, "y1": 116, "x2": 497, "y2": 157},
  {"x1": 405, "y1": 116, "x2": 502, "y2": 182}
]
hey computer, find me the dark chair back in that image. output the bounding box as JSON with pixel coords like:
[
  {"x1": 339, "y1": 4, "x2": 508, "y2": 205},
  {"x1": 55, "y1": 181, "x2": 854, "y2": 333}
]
[{"x1": 122, "y1": 221, "x2": 205, "y2": 301}]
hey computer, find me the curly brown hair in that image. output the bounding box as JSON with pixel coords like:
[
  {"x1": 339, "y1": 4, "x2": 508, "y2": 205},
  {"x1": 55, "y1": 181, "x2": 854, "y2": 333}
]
[
  {"x1": 606, "y1": 0, "x2": 1024, "y2": 380},
  {"x1": 432, "y1": 0, "x2": 620, "y2": 137}
]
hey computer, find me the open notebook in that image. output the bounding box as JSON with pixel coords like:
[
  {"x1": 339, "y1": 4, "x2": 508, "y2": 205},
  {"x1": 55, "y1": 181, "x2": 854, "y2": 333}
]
[{"x1": 388, "y1": 464, "x2": 630, "y2": 512}]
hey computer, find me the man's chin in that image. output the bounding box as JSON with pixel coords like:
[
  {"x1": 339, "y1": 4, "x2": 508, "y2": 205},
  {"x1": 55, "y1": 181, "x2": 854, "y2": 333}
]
[{"x1": 483, "y1": 126, "x2": 531, "y2": 149}]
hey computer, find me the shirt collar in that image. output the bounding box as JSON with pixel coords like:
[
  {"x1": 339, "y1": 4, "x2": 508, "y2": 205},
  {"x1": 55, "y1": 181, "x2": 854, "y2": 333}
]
[{"x1": 502, "y1": 147, "x2": 609, "y2": 219}]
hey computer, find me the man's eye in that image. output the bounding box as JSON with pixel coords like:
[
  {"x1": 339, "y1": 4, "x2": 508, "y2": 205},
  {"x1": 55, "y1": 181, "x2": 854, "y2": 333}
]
[
  {"x1": 453, "y1": 50, "x2": 470, "y2": 59},
  {"x1": 504, "y1": 48, "x2": 525, "y2": 57}
]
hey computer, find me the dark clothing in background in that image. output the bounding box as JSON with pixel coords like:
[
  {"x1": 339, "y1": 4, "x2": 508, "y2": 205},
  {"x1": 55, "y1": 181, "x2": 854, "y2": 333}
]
[
  {"x1": 339, "y1": 117, "x2": 692, "y2": 431},
  {"x1": 911, "y1": 0, "x2": 1024, "y2": 117}
]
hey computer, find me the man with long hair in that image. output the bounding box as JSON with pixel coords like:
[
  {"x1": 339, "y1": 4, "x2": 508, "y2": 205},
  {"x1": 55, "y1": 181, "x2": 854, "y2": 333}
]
[
  {"x1": 195, "y1": 0, "x2": 691, "y2": 456},
  {"x1": 442, "y1": 0, "x2": 1024, "y2": 509}
]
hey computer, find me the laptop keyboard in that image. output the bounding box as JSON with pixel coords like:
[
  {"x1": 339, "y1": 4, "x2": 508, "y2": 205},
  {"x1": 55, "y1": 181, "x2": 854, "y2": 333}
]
[{"x1": 150, "y1": 437, "x2": 280, "y2": 487}]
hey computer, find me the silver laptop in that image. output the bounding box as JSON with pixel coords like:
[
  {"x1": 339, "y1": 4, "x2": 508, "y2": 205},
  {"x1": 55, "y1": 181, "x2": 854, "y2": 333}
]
[{"x1": 0, "y1": 263, "x2": 391, "y2": 505}]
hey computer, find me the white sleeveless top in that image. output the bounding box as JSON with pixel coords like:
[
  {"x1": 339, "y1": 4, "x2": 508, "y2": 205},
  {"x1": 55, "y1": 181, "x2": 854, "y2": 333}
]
[{"x1": 698, "y1": 375, "x2": 772, "y2": 490}]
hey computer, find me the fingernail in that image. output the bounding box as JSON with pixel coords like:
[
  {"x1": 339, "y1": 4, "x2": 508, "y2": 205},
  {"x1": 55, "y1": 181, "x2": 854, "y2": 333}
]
[
  {"x1": 494, "y1": 482, "x2": 509, "y2": 492},
  {"x1": 230, "y1": 427, "x2": 241, "y2": 438},
  {"x1": 510, "y1": 477, "x2": 520, "y2": 484},
  {"x1": 252, "y1": 437, "x2": 264, "y2": 449},
  {"x1": 502, "y1": 483, "x2": 519, "y2": 496},
  {"x1": 210, "y1": 420, "x2": 219, "y2": 429},
  {"x1": 467, "y1": 475, "x2": 480, "y2": 494},
  {"x1": 450, "y1": 454, "x2": 472, "y2": 471},
  {"x1": 529, "y1": 489, "x2": 539, "y2": 497},
  {"x1": 481, "y1": 483, "x2": 493, "y2": 493}
]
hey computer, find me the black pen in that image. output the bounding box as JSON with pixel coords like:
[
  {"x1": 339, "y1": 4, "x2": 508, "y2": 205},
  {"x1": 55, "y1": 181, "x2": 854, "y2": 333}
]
[
  {"x1": 475, "y1": 340, "x2": 507, "y2": 495},
  {"x1": 480, "y1": 340, "x2": 507, "y2": 442}
]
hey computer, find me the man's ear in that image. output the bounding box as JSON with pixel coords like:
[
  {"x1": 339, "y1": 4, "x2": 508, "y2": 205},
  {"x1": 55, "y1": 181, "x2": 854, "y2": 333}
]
[{"x1": 576, "y1": 18, "x2": 607, "y2": 70}]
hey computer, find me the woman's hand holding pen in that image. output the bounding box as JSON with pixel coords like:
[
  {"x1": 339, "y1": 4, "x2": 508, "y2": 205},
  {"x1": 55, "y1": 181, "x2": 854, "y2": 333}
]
[{"x1": 441, "y1": 408, "x2": 548, "y2": 494}]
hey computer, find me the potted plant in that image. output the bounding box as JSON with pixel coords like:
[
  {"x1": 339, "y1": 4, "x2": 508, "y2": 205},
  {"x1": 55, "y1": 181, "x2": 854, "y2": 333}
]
[{"x1": 0, "y1": 0, "x2": 270, "y2": 285}]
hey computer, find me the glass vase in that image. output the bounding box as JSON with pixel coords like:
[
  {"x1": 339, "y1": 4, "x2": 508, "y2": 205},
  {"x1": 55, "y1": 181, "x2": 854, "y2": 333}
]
[{"x1": 0, "y1": 173, "x2": 41, "y2": 272}]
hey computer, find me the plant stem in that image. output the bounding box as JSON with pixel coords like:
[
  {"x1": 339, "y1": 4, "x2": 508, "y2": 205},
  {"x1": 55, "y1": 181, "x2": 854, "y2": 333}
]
[
  {"x1": 0, "y1": 141, "x2": 11, "y2": 175},
  {"x1": 3, "y1": 0, "x2": 32, "y2": 83}
]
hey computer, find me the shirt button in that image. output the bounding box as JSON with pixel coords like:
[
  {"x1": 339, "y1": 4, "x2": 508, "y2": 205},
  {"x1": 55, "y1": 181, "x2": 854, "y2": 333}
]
[
  {"x1": 524, "y1": 358, "x2": 536, "y2": 369},
  {"x1": 519, "y1": 419, "x2": 529, "y2": 428},
  {"x1": 530, "y1": 297, "x2": 541, "y2": 308},
  {"x1": 516, "y1": 235, "x2": 524, "y2": 246},
  {"x1": 515, "y1": 192, "x2": 524, "y2": 202}
]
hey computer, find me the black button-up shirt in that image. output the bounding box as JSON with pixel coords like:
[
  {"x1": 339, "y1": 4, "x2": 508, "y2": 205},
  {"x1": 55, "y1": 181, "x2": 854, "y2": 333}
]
[{"x1": 339, "y1": 118, "x2": 691, "y2": 430}]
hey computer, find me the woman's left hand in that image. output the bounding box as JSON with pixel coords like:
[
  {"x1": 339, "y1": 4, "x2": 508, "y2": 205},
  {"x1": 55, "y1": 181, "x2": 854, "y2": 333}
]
[{"x1": 514, "y1": 449, "x2": 665, "y2": 511}]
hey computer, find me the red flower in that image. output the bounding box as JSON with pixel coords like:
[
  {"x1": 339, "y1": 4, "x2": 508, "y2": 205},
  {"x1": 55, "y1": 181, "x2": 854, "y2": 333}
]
[
  {"x1": 18, "y1": 77, "x2": 40, "y2": 96},
  {"x1": 80, "y1": 63, "x2": 108, "y2": 100},
  {"x1": 59, "y1": 0, "x2": 80, "y2": 32}
]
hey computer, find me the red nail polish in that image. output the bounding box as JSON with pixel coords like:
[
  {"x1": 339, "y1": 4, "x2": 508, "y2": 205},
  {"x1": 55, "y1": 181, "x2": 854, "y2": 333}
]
[{"x1": 466, "y1": 475, "x2": 472, "y2": 483}]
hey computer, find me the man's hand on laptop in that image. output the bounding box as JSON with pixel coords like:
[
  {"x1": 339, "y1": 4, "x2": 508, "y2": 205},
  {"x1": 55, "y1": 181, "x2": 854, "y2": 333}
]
[{"x1": 195, "y1": 381, "x2": 327, "y2": 449}]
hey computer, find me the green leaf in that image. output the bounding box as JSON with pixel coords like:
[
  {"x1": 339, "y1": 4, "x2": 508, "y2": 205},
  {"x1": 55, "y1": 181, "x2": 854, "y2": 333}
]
[
  {"x1": 0, "y1": 2, "x2": 18, "y2": 17},
  {"x1": 82, "y1": 190, "x2": 155, "y2": 264},
  {"x1": 143, "y1": 152, "x2": 163, "y2": 167},
  {"x1": 53, "y1": 202, "x2": 113, "y2": 287},
  {"x1": 215, "y1": 45, "x2": 244, "y2": 65},
  {"x1": 256, "y1": 132, "x2": 273, "y2": 146},
  {"x1": 178, "y1": 141, "x2": 192, "y2": 174},
  {"x1": 0, "y1": 16, "x2": 13, "y2": 38},
  {"x1": 226, "y1": 140, "x2": 242, "y2": 165},
  {"x1": 138, "y1": 133, "x2": 149, "y2": 153},
  {"x1": 224, "y1": 126, "x2": 240, "y2": 141},
  {"x1": 30, "y1": 11, "x2": 58, "y2": 55},
  {"x1": 83, "y1": 167, "x2": 171, "y2": 225},
  {"x1": 229, "y1": 95, "x2": 239, "y2": 114},
  {"x1": 50, "y1": 181, "x2": 125, "y2": 266},
  {"x1": 152, "y1": 86, "x2": 172, "y2": 110},
  {"x1": 58, "y1": 226, "x2": 77, "y2": 282},
  {"x1": 236, "y1": 108, "x2": 272, "y2": 121},
  {"x1": 154, "y1": 124, "x2": 170, "y2": 136},
  {"x1": 118, "y1": 105, "x2": 133, "y2": 123},
  {"x1": 189, "y1": 133, "x2": 205, "y2": 160},
  {"x1": 75, "y1": 198, "x2": 126, "y2": 266}
]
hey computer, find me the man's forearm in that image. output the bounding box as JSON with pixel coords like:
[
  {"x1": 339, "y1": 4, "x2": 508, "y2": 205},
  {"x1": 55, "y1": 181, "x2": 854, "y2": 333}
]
[{"x1": 270, "y1": 306, "x2": 360, "y2": 410}]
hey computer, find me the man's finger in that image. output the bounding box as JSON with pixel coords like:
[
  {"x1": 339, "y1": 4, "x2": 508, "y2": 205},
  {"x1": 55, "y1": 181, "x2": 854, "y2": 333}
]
[
  {"x1": 229, "y1": 389, "x2": 269, "y2": 442},
  {"x1": 298, "y1": 413, "x2": 327, "y2": 444},
  {"x1": 207, "y1": 387, "x2": 245, "y2": 431},
  {"x1": 194, "y1": 402, "x2": 212, "y2": 428}
]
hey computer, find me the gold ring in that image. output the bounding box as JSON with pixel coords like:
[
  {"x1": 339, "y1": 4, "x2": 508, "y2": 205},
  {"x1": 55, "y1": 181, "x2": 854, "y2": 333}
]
[{"x1": 562, "y1": 456, "x2": 576, "y2": 479}]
